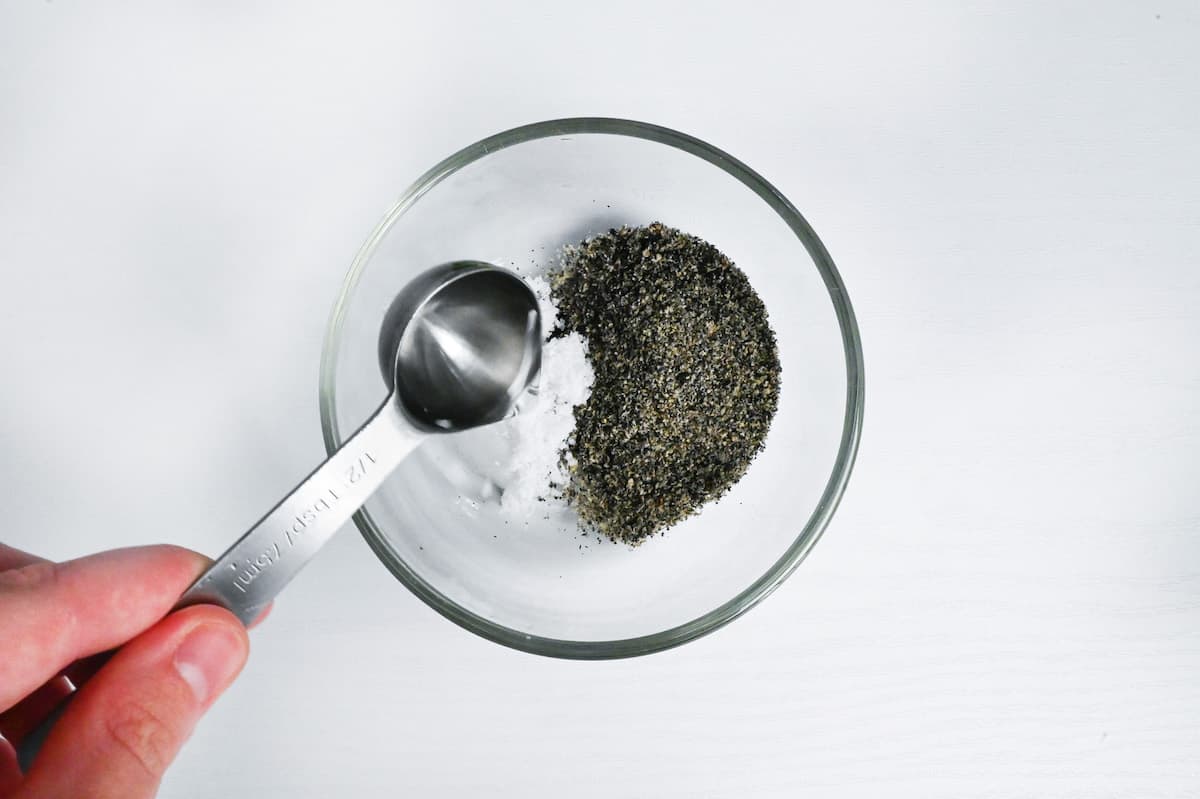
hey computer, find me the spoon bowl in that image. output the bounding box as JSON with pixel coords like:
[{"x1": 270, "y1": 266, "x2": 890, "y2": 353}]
[{"x1": 380, "y1": 262, "x2": 542, "y2": 431}]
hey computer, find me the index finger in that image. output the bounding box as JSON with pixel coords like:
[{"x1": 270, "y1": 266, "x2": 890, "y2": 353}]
[
  {"x1": 0, "y1": 543, "x2": 46, "y2": 572},
  {"x1": 0, "y1": 545, "x2": 210, "y2": 711}
]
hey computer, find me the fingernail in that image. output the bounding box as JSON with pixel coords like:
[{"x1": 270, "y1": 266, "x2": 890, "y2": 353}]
[{"x1": 173, "y1": 624, "x2": 246, "y2": 704}]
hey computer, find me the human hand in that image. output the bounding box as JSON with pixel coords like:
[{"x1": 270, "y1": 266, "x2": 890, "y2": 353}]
[{"x1": 0, "y1": 544, "x2": 252, "y2": 799}]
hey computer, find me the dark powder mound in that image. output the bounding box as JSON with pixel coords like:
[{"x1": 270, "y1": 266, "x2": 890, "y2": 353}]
[{"x1": 549, "y1": 222, "x2": 781, "y2": 544}]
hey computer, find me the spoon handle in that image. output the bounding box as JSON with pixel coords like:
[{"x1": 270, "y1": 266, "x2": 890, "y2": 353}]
[{"x1": 178, "y1": 396, "x2": 423, "y2": 625}]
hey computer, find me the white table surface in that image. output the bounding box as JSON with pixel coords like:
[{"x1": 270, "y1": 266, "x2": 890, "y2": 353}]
[{"x1": 2, "y1": 2, "x2": 1198, "y2": 797}]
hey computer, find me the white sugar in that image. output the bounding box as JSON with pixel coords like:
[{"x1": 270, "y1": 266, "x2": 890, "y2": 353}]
[{"x1": 493, "y1": 276, "x2": 593, "y2": 518}]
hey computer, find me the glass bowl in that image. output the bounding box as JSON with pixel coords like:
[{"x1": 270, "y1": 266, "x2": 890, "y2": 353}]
[{"x1": 319, "y1": 118, "x2": 864, "y2": 658}]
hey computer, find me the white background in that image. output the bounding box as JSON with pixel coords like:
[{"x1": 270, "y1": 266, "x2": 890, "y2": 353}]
[{"x1": 2, "y1": 2, "x2": 1198, "y2": 796}]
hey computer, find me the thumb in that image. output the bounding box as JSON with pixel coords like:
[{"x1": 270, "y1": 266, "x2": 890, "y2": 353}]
[{"x1": 20, "y1": 605, "x2": 249, "y2": 799}]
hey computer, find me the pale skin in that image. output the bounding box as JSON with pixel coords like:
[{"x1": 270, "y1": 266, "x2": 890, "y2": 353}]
[{"x1": 0, "y1": 543, "x2": 260, "y2": 799}]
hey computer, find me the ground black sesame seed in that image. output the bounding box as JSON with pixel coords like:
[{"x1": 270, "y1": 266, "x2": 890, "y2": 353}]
[{"x1": 549, "y1": 222, "x2": 781, "y2": 544}]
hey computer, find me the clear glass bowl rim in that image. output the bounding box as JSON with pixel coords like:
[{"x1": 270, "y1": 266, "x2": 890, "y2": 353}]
[{"x1": 318, "y1": 117, "x2": 865, "y2": 659}]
